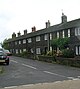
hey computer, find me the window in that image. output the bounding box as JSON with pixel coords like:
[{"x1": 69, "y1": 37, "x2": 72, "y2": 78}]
[
  {"x1": 75, "y1": 28, "x2": 80, "y2": 36},
  {"x1": 57, "y1": 32, "x2": 59, "y2": 38},
  {"x1": 76, "y1": 46, "x2": 78, "y2": 55},
  {"x1": 68, "y1": 29, "x2": 70, "y2": 37},
  {"x1": 28, "y1": 38, "x2": 32, "y2": 43},
  {"x1": 23, "y1": 49, "x2": 26, "y2": 52},
  {"x1": 20, "y1": 49, "x2": 22, "y2": 53},
  {"x1": 16, "y1": 49, "x2": 18, "y2": 54},
  {"x1": 36, "y1": 36, "x2": 40, "y2": 42},
  {"x1": 31, "y1": 49, "x2": 33, "y2": 53},
  {"x1": 36, "y1": 48, "x2": 41, "y2": 54},
  {"x1": 19, "y1": 41, "x2": 21, "y2": 44},
  {"x1": 62, "y1": 30, "x2": 65, "y2": 38},
  {"x1": 44, "y1": 34, "x2": 48, "y2": 40},
  {"x1": 78, "y1": 28, "x2": 80, "y2": 35},
  {"x1": 50, "y1": 46, "x2": 52, "y2": 51},
  {"x1": 15, "y1": 41, "x2": 17, "y2": 45},
  {"x1": 79, "y1": 46, "x2": 80, "y2": 55},
  {"x1": 50, "y1": 33, "x2": 52, "y2": 40},
  {"x1": 23, "y1": 39, "x2": 26, "y2": 44},
  {"x1": 75, "y1": 28, "x2": 78, "y2": 36}
]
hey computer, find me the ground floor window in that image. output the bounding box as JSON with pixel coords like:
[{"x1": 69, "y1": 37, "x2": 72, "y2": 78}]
[
  {"x1": 50, "y1": 46, "x2": 52, "y2": 51},
  {"x1": 20, "y1": 49, "x2": 22, "y2": 53},
  {"x1": 16, "y1": 49, "x2": 18, "y2": 54},
  {"x1": 75, "y1": 46, "x2": 80, "y2": 55},
  {"x1": 23, "y1": 49, "x2": 26, "y2": 52},
  {"x1": 36, "y1": 48, "x2": 41, "y2": 54}
]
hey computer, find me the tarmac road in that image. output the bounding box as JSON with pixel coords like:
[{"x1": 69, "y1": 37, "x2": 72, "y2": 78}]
[{"x1": 0, "y1": 56, "x2": 80, "y2": 88}]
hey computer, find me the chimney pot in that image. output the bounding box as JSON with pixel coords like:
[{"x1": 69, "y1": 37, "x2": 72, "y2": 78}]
[
  {"x1": 12, "y1": 32, "x2": 16, "y2": 39},
  {"x1": 17, "y1": 31, "x2": 21, "y2": 37},
  {"x1": 32, "y1": 26, "x2": 36, "y2": 32},
  {"x1": 45, "y1": 20, "x2": 50, "y2": 28},
  {"x1": 24, "y1": 29, "x2": 27, "y2": 35}
]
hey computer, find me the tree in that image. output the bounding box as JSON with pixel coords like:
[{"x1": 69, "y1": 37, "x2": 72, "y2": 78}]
[
  {"x1": 51, "y1": 37, "x2": 70, "y2": 50},
  {"x1": 2, "y1": 39, "x2": 9, "y2": 49}
]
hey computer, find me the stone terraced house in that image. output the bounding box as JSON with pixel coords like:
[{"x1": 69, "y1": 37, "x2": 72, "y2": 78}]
[{"x1": 6, "y1": 13, "x2": 80, "y2": 56}]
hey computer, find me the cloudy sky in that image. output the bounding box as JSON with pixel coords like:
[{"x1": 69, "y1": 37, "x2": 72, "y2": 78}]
[{"x1": 0, "y1": 0, "x2": 80, "y2": 42}]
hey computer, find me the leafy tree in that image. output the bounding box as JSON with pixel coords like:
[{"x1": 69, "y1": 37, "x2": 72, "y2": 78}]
[
  {"x1": 2, "y1": 39, "x2": 9, "y2": 49},
  {"x1": 51, "y1": 37, "x2": 70, "y2": 50}
]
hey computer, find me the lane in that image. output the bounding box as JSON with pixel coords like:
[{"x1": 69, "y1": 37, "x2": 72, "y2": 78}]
[
  {"x1": 22, "y1": 63, "x2": 37, "y2": 70},
  {"x1": 0, "y1": 56, "x2": 80, "y2": 88},
  {"x1": 11, "y1": 56, "x2": 80, "y2": 78}
]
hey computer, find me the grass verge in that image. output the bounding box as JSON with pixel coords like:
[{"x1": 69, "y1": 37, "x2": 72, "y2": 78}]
[{"x1": 0, "y1": 66, "x2": 3, "y2": 74}]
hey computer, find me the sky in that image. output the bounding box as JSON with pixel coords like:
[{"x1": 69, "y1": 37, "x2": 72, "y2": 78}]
[{"x1": 0, "y1": 0, "x2": 80, "y2": 43}]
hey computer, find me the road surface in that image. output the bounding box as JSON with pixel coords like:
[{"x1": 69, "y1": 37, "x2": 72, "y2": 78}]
[{"x1": 0, "y1": 56, "x2": 80, "y2": 88}]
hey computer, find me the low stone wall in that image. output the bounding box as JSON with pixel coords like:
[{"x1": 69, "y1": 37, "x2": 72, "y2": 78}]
[{"x1": 38, "y1": 55, "x2": 80, "y2": 67}]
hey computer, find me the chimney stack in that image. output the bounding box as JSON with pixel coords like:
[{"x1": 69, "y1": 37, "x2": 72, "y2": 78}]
[
  {"x1": 17, "y1": 31, "x2": 21, "y2": 37},
  {"x1": 45, "y1": 20, "x2": 50, "y2": 28},
  {"x1": 12, "y1": 32, "x2": 16, "y2": 39},
  {"x1": 61, "y1": 13, "x2": 67, "y2": 23},
  {"x1": 32, "y1": 26, "x2": 36, "y2": 32},
  {"x1": 24, "y1": 29, "x2": 27, "y2": 35}
]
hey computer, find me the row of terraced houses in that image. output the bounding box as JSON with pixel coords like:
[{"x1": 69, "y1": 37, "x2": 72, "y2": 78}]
[{"x1": 6, "y1": 13, "x2": 80, "y2": 56}]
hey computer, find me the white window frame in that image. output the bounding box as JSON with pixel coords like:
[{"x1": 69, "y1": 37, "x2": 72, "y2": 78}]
[
  {"x1": 23, "y1": 49, "x2": 26, "y2": 52},
  {"x1": 15, "y1": 41, "x2": 17, "y2": 45},
  {"x1": 75, "y1": 28, "x2": 79, "y2": 36},
  {"x1": 19, "y1": 40, "x2": 21, "y2": 44},
  {"x1": 20, "y1": 49, "x2": 22, "y2": 53},
  {"x1": 36, "y1": 36, "x2": 40, "y2": 42},
  {"x1": 62, "y1": 30, "x2": 65, "y2": 38},
  {"x1": 68, "y1": 29, "x2": 70, "y2": 37},
  {"x1": 76, "y1": 46, "x2": 78, "y2": 55},
  {"x1": 50, "y1": 33, "x2": 52, "y2": 40},
  {"x1": 16, "y1": 49, "x2": 18, "y2": 54},
  {"x1": 28, "y1": 38, "x2": 32, "y2": 43},
  {"x1": 78, "y1": 28, "x2": 80, "y2": 35},
  {"x1": 57, "y1": 32, "x2": 59, "y2": 38},
  {"x1": 23, "y1": 39, "x2": 26, "y2": 44},
  {"x1": 36, "y1": 48, "x2": 41, "y2": 54},
  {"x1": 50, "y1": 46, "x2": 52, "y2": 51},
  {"x1": 44, "y1": 34, "x2": 48, "y2": 40},
  {"x1": 79, "y1": 46, "x2": 80, "y2": 55},
  {"x1": 31, "y1": 49, "x2": 33, "y2": 53}
]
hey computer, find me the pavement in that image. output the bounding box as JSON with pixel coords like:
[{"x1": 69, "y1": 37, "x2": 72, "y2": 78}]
[{"x1": 1, "y1": 79, "x2": 80, "y2": 89}]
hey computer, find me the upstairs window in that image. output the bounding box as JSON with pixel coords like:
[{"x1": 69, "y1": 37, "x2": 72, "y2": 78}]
[
  {"x1": 75, "y1": 28, "x2": 80, "y2": 36},
  {"x1": 15, "y1": 41, "x2": 17, "y2": 45},
  {"x1": 19, "y1": 41, "x2": 21, "y2": 44},
  {"x1": 62, "y1": 30, "x2": 65, "y2": 38},
  {"x1": 50, "y1": 33, "x2": 52, "y2": 40},
  {"x1": 44, "y1": 34, "x2": 48, "y2": 40},
  {"x1": 57, "y1": 32, "x2": 59, "y2": 38},
  {"x1": 23, "y1": 39, "x2": 26, "y2": 44},
  {"x1": 68, "y1": 29, "x2": 70, "y2": 37},
  {"x1": 28, "y1": 38, "x2": 32, "y2": 43},
  {"x1": 36, "y1": 36, "x2": 40, "y2": 42}
]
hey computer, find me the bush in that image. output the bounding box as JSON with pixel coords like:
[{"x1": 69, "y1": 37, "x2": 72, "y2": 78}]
[
  {"x1": 46, "y1": 51, "x2": 53, "y2": 56},
  {"x1": 20, "y1": 51, "x2": 29, "y2": 57},
  {"x1": 62, "y1": 49, "x2": 74, "y2": 58}
]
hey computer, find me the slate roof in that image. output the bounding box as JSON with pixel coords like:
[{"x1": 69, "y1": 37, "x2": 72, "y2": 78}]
[{"x1": 7, "y1": 18, "x2": 80, "y2": 42}]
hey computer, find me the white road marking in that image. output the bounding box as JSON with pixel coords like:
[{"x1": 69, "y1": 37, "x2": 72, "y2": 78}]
[
  {"x1": 11, "y1": 60, "x2": 18, "y2": 63},
  {"x1": 22, "y1": 63, "x2": 37, "y2": 70},
  {"x1": 78, "y1": 76, "x2": 80, "y2": 78},
  {"x1": 43, "y1": 71, "x2": 67, "y2": 78},
  {"x1": 4, "y1": 86, "x2": 17, "y2": 88},
  {"x1": 67, "y1": 77, "x2": 74, "y2": 80}
]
